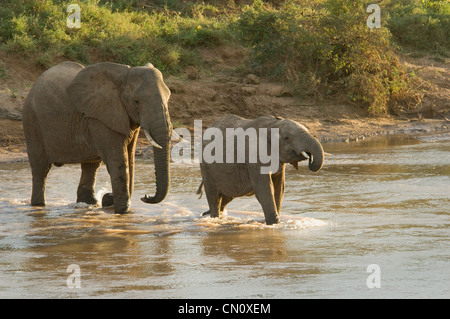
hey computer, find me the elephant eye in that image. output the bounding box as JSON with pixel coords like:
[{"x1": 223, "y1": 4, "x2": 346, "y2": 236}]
[
  {"x1": 283, "y1": 136, "x2": 289, "y2": 140},
  {"x1": 134, "y1": 99, "x2": 140, "y2": 105}
]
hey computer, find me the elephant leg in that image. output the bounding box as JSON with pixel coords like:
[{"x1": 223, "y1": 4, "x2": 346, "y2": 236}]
[
  {"x1": 202, "y1": 194, "x2": 233, "y2": 216},
  {"x1": 30, "y1": 162, "x2": 51, "y2": 206},
  {"x1": 92, "y1": 125, "x2": 131, "y2": 213},
  {"x1": 248, "y1": 168, "x2": 280, "y2": 225},
  {"x1": 203, "y1": 180, "x2": 221, "y2": 218},
  {"x1": 271, "y1": 167, "x2": 285, "y2": 215},
  {"x1": 77, "y1": 161, "x2": 101, "y2": 205},
  {"x1": 105, "y1": 156, "x2": 130, "y2": 214},
  {"x1": 219, "y1": 195, "x2": 233, "y2": 213},
  {"x1": 24, "y1": 117, "x2": 51, "y2": 206}
]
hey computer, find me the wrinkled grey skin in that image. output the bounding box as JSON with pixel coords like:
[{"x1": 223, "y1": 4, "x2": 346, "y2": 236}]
[
  {"x1": 198, "y1": 115, "x2": 324, "y2": 225},
  {"x1": 22, "y1": 61, "x2": 173, "y2": 213}
]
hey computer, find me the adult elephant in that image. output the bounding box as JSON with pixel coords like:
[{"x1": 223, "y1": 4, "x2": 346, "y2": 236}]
[
  {"x1": 22, "y1": 61, "x2": 175, "y2": 213},
  {"x1": 198, "y1": 115, "x2": 326, "y2": 225}
]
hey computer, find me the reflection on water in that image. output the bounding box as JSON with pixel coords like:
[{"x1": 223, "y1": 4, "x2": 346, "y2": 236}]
[{"x1": 0, "y1": 133, "x2": 449, "y2": 298}]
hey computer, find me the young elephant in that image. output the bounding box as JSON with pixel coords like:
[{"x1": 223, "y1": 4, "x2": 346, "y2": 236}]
[{"x1": 198, "y1": 115, "x2": 325, "y2": 225}]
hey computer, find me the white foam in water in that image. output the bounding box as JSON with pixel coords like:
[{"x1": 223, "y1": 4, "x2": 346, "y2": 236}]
[
  {"x1": 195, "y1": 210, "x2": 327, "y2": 230},
  {"x1": 4, "y1": 198, "x2": 29, "y2": 206},
  {"x1": 280, "y1": 217, "x2": 327, "y2": 230},
  {"x1": 161, "y1": 202, "x2": 195, "y2": 217},
  {"x1": 70, "y1": 202, "x2": 97, "y2": 209},
  {"x1": 0, "y1": 194, "x2": 325, "y2": 235}
]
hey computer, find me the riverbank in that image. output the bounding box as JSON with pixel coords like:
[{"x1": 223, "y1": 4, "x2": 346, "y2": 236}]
[
  {"x1": 1, "y1": 47, "x2": 449, "y2": 163},
  {"x1": 1, "y1": 115, "x2": 448, "y2": 163}
]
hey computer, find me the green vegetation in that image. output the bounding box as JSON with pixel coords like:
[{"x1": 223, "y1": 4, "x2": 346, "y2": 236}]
[
  {"x1": 386, "y1": 0, "x2": 449, "y2": 57},
  {"x1": 0, "y1": 0, "x2": 448, "y2": 116},
  {"x1": 234, "y1": 0, "x2": 448, "y2": 115},
  {"x1": 0, "y1": 0, "x2": 232, "y2": 72}
]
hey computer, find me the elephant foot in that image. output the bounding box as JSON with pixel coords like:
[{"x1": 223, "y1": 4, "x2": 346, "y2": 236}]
[
  {"x1": 265, "y1": 216, "x2": 280, "y2": 225},
  {"x1": 77, "y1": 193, "x2": 98, "y2": 206},
  {"x1": 31, "y1": 194, "x2": 46, "y2": 207},
  {"x1": 202, "y1": 210, "x2": 210, "y2": 216},
  {"x1": 77, "y1": 185, "x2": 98, "y2": 205},
  {"x1": 201, "y1": 210, "x2": 222, "y2": 218},
  {"x1": 31, "y1": 201, "x2": 46, "y2": 207},
  {"x1": 102, "y1": 193, "x2": 129, "y2": 214},
  {"x1": 101, "y1": 193, "x2": 114, "y2": 207}
]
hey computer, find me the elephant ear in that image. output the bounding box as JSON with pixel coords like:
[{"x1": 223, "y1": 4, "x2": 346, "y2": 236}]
[{"x1": 67, "y1": 62, "x2": 131, "y2": 136}]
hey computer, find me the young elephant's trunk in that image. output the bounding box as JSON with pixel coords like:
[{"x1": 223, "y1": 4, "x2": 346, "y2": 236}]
[{"x1": 306, "y1": 136, "x2": 324, "y2": 172}]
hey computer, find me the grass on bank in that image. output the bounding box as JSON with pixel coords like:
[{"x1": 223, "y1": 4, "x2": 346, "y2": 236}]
[
  {"x1": 0, "y1": 0, "x2": 448, "y2": 116},
  {"x1": 0, "y1": 0, "x2": 233, "y2": 72}
]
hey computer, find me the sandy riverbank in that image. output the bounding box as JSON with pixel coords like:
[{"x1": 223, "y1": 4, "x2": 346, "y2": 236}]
[
  {"x1": 1, "y1": 47, "x2": 449, "y2": 163},
  {"x1": 1, "y1": 116, "x2": 448, "y2": 163}
]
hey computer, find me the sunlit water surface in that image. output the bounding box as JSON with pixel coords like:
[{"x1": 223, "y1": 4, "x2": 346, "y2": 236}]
[{"x1": 0, "y1": 133, "x2": 449, "y2": 298}]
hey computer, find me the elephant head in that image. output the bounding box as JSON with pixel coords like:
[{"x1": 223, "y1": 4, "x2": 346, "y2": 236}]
[
  {"x1": 273, "y1": 119, "x2": 324, "y2": 172},
  {"x1": 67, "y1": 62, "x2": 173, "y2": 204}
]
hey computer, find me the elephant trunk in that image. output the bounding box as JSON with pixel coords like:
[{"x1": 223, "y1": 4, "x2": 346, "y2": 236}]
[
  {"x1": 141, "y1": 144, "x2": 170, "y2": 203},
  {"x1": 305, "y1": 136, "x2": 324, "y2": 172},
  {"x1": 141, "y1": 107, "x2": 172, "y2": 204}
]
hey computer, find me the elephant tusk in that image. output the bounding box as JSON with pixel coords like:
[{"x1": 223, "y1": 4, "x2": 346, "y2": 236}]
[
  {"x1": 324, "y1": 152, "x2": 334, "y2": 156},
  {"x1": 171, "y1": 130, "x2": 182, "y2": 142},
  {"x1": 171, "y1": 130, "x2": 189, "y2": 143},
  {"x1": 301, "y1": 151, "x2": 310, "y2": 159},
  {"x1": 144, "y1": 129, "x2": 162, "y2": 149}
]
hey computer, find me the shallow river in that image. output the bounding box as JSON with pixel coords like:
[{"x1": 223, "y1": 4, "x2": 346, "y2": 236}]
[{"x1": 0, "y1": 133, "x2": 449, "y2": 298}]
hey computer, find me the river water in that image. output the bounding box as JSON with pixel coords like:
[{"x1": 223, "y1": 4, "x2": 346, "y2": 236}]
[{"x1": 0, "y1": 133, "x2": 449, "y2": 298}]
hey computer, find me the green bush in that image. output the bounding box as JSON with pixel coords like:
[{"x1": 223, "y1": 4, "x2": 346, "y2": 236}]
[
  {"x1": 0, "y1": 0, "x2": 231, "y2": 71},
  {"x1": 385, "y1": 0, "x2": 450, "y2": 57},
  {"x1": 235, "y1": 0, "x2": 423, "y2": 115}
]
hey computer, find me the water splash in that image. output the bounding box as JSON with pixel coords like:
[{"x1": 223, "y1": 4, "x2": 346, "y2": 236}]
[{"x1": 194, "y1": 210, "x2": 326, "y2": 231}]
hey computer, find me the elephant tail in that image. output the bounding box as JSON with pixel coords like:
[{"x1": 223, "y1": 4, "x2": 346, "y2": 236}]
[{"x1": 196, "y1": 181, "x2": 204, "y2": 199}]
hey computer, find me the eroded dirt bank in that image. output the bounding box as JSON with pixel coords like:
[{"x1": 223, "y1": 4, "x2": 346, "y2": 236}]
[{"x1": 1, "y1": 47, "x2": 449, "y2": 162}]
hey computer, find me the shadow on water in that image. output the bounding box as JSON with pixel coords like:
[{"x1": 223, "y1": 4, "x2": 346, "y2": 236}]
[{"x1": 0, "y1": 132, "x2": 449, "y2": 298}]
